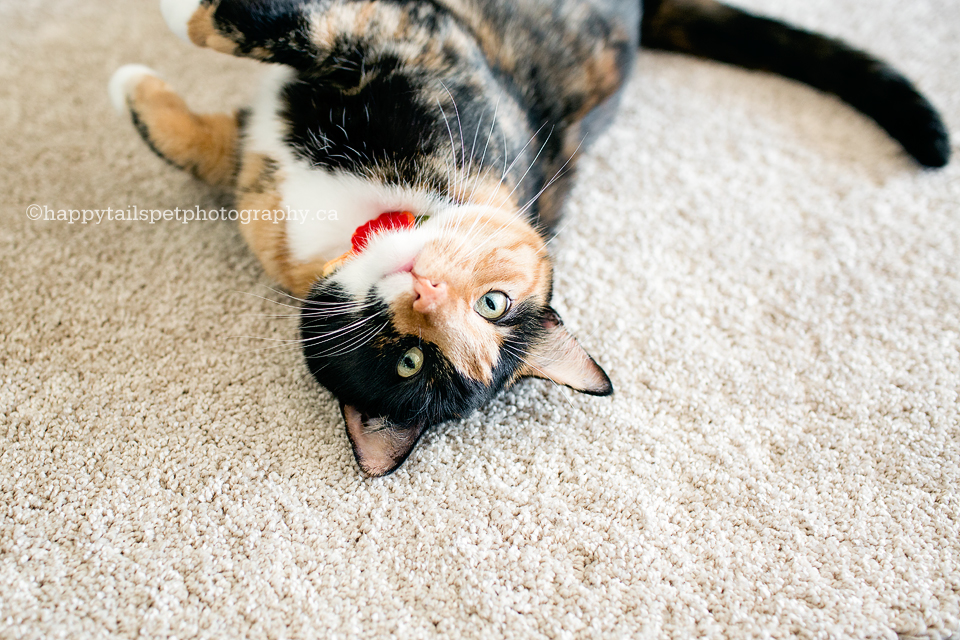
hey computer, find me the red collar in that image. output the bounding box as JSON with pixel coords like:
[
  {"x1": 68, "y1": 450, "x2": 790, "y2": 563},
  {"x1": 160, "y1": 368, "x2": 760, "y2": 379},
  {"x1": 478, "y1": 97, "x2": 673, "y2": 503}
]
[{"x1": 321, "y1": 210, "x2": 418, "y2": 276}]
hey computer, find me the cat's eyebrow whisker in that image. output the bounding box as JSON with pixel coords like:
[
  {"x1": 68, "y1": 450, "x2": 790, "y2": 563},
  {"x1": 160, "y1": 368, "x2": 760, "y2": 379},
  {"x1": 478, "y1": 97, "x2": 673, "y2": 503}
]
[
  {"x1": 517, "y1": 136, "x2": 587, "y2": 223},
  {"x1": 407, "y1": 401, "x2": 432, "y2": 423},
  {"x1": 503, "y1": 125, "x2": 554, "y2": 205},
  {"x1": 466, "y1": 95, "x2": 501, "y2": 206},
  {"x1": 452, "y1": 125, "x2": 556, "y2": 259},
  {"x1": 462, "y1": 112, "x2": 486, "y2": 207},
  {"x1": 436, "y1": 96, "x2": 462, "y2": 207},
  {"x1": 439, "y1": 82, "x2": 469, "y2": 203}
]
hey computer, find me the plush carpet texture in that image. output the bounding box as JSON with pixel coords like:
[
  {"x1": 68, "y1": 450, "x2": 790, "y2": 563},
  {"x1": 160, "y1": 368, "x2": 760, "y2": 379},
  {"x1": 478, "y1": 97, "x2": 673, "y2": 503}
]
[{"x1": 1, "y1": 0, "x2": 958, "y2": 638}]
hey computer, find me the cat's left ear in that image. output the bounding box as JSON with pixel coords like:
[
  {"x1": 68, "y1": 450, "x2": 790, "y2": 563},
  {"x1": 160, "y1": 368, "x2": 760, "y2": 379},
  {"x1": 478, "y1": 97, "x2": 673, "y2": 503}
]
[
  {"x1": 519, "y1": 307, "x2": 613, "y2": 396},
  {"x1": 341, "y1": 404, "x2": 426, "y2": 477}
]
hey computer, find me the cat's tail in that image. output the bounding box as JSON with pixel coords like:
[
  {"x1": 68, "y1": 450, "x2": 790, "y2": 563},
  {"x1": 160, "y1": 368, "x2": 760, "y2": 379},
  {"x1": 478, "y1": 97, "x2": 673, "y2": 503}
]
[
  {"x1": 640, "y1": 0, "x2": 950, "y2": 168},
  {"x1": 108, "y1": 65, "x2": 244, "y2": 187}
]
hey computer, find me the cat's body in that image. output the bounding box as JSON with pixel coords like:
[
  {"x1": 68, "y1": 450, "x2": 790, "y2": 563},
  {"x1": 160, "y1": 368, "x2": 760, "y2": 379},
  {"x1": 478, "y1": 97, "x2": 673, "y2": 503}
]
[{"x1": 111, "y1": 0, "x2": 950, "y2": 476}]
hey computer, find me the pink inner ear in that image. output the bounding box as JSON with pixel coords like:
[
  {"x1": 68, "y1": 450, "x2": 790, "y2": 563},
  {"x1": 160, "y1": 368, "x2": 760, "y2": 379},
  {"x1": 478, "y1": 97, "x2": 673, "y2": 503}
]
[
  {"x1": 342, "y1": 404, "x2": 424, "y2": 477},
  {"x1": 522, "y1": 311, "x2": 613, "y2": 396}
]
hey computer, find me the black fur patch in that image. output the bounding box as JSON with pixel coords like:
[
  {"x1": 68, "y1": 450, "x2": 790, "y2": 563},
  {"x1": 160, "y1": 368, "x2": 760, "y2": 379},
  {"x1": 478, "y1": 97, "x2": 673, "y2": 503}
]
[{"x1": 280, "y1": 47, "x2": 443, "y2": 183}]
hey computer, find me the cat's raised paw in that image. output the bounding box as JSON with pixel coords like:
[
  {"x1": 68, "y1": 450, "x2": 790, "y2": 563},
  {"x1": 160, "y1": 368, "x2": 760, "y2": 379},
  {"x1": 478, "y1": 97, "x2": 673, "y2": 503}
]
[
  {"x1": 108, "y1": 65, "x2": 160, "y2": 115},
  {"x1": 160, "y1": 0, "x2": 204, "y2": 43}
]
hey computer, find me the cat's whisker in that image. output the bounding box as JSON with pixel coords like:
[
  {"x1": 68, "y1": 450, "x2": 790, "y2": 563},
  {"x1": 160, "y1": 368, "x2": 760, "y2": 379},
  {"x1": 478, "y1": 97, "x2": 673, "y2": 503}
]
[
  {"x1": 308, "y1": 319, "x2": 390, "y2": 359},
  {"x1": 307, "y1": 309, "x2": 387, "y2": 337},
  {"x1": 301, "y1": 301, "x2": 374, "y2": 312},
  {"x1": 517, "y1": 135, "x2": 586, "y2": 222},
  {"x1": 514, "y1": 168, "x2": 572, "y2": 227},
  {"x1": 299, "y1": 299, "x2": 375, "y2": 313},
  {"x1": 301, "y1": 297, "x2": 380, "y2": 312},
  {"x1": 260, "y1": 284, "x2": 315, "y2": 302},
  {"x1": 490, "y1": 121, "x2": 551, "y2": 203},
  {"x1": 245, "y1": 311, "x2": 387, "y2": 358},
  {"x1": 240, "y1": 290, "x2": 307, "y2": 312},
  {"x1": 303, "y1": 308, "x2": 386, "y2": 341},
  {"x1": 234, "y1": 313, "x2": 377, "y2": 353},
  {"x1": 446, "y1": 106, "x2": 506, "y2": 253},
  {"x1": 452, "y1": 108, "x2": 484, "y2": 212},
  {"x1": 458, "y1": 186, "x2": 543, "y2": 261},
  {"x1": 301, "y1": 304, "x2": 379, "y2": 320}
]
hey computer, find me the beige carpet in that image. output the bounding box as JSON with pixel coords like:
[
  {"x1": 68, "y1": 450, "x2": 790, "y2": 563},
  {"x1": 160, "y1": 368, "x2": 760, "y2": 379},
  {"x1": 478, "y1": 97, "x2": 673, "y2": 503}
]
[{"x1": 2, "y1": 0, "x2": 959, "y2": 637}]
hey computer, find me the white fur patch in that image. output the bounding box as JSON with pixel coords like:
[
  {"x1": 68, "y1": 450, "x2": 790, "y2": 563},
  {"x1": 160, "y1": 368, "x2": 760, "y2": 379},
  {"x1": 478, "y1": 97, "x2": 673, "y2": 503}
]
[
  {"x1": 108, "y1": 65, "x2": 159, "y2": 115},
  {"x1": 160, "y1": 0, "x2": 202, "y2": 43}
]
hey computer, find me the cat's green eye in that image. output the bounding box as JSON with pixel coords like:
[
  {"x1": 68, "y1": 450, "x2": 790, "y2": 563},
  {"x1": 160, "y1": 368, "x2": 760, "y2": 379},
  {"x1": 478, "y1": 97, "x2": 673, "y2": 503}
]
[
  {"x1": 397, "y1": 347, "x2": 424, "y2": 378},
  {"x1": 476, "y1": 291, "x2": 511, "y2": 320}
]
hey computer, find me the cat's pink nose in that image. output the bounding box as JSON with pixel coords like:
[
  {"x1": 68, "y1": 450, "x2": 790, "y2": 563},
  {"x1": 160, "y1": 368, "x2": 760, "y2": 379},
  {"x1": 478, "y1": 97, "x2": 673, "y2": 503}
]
[{"x1": 412, "y1": 273, "x2": 447, "y2": 313}]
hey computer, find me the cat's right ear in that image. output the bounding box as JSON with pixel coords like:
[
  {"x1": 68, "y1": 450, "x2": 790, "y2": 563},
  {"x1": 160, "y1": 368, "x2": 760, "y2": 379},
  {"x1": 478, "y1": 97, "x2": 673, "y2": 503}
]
[
  {"x1": 341, "y1": 404, "x2": 426, "y2": 477},
  {"x1": 519, "y1": 308, "x2": 613, "y2": 396}
]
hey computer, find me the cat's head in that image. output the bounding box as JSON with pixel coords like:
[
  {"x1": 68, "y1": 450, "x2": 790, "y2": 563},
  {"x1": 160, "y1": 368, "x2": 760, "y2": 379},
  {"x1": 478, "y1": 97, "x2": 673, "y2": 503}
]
[{"x1": 301, "y1": 204, "x2": 611, "y2": 476}]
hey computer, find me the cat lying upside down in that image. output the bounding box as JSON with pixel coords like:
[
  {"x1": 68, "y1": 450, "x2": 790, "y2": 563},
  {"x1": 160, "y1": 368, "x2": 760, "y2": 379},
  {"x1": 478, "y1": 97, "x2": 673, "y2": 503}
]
[{"x1": 110, "y1": 0, "x2": 950, "y2": 476}]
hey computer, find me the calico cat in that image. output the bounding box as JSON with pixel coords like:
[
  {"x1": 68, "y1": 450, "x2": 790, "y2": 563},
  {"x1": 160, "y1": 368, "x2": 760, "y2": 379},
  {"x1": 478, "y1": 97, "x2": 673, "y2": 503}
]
[{"x1": 110, "y1": 0, "x2": 950, "y2": 476}]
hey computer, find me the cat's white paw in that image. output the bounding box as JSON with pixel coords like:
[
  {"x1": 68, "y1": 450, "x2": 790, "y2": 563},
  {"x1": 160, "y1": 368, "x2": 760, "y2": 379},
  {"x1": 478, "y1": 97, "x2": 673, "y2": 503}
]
[
  {"x1": 108, "y1": 65, "x2": 160, "y2": 115},
  {"x1": 160, "y1": 0, "x2": 203, "y2": 43}
]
